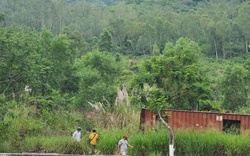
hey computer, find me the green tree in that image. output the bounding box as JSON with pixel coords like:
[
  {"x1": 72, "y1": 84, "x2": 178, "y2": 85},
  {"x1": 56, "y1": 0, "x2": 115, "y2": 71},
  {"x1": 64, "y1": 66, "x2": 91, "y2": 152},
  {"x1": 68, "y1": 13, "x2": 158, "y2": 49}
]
[
  {"x1": 220, "y1": 65, "x2": 249, "y2": 112},
  {"x1": 35, "y1": 27, "x2": 55, "y2": 96},
  {"x1": 99, "y1": 29, "x2": 113, "y2": 52},
  {"x1": 136, "y1": 36, "x2": 150, "y2": 55},
  {"x1": 0, "y1": 26, "x2": 40, "y2": 100},
  {"x1": 37, "y1": 28, "x2": 77, "y2": 95},
  {"x1": 132, "y1": 38, "x2": 212, "y2": 110},
  {"x1": 235, "y1": 4, "x2": 250, "y2": 53},
  {"x1": 49, "y1": 34, "x2": 76, "y2": 93},
  {"x1": 152, "y1": 42, "x2": 160, "y2": 56},
  {"x1": 0, "y1": 13, "x2": 6, "y2": 26},
  {"x1": 74, "y1": 51, "x2": 121, "y2": 109},
  {"x1": 62, "y1": 27, "x2": 90, "y2": 57}
]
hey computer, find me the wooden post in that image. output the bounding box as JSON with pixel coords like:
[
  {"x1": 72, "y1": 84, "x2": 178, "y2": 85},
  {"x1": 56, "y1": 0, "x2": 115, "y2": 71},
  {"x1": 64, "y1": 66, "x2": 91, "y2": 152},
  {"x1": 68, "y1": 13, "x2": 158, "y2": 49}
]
[{"x1": 158, "y1": 111, "x2": 174, "y2": 156}]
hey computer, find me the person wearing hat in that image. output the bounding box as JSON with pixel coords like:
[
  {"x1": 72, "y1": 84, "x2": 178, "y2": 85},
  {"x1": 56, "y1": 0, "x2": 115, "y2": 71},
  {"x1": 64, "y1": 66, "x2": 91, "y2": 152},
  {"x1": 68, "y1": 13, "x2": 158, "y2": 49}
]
[
  {"x1": 89, "y1": 129, "x2": 99, "y2": 154},
  {"x1": 72, "y1": 127, "x2": 81, "y2": 142},
  {"x1": 117, "y1": 134, "x2": 133, "y2": 155}
]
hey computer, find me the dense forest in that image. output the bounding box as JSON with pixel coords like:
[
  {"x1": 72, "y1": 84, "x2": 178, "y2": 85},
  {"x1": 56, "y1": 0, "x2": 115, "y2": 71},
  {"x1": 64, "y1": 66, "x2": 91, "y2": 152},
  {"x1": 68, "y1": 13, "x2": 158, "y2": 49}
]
[{"x1": 0, "y1": 0, "x2": 250, "y2": 154}]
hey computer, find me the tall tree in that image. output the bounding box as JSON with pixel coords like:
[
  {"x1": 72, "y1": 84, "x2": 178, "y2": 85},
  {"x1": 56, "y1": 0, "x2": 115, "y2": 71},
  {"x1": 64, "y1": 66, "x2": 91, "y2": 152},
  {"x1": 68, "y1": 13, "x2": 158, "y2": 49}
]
[
  {"x1": 37, "y1": 28, "x2": 77, "y2": 95},
  {"x1": 62, "y1": 27, "x2": 90, "y2": 57},
  {"x1": 74, "y1": 51, "x2": 121, "y2": 109},
  {"x1": 0, "y1": 13, "x2": 6, "y2": 26},
  {"x1": 49, "y1": 34, "x2": 76, "y2": 93},
  {"x1": 220, "y1": 65, "x2": 249, "y2": 112},
  {"x1": 132, "y1": 38, "x2": 212, "y2": 110},
  {"x1": 235, "y1": 4, "x2": 250, "y2": 53},
  {"x1": 152, "y1": 42, "x2": 160, "y2": 56},
  {"x1": 98, "y1": 29, "x2": 113, "y2": 52},
  {"x1": 0, "y1": 26, "x2": 40, "y2": 100}
]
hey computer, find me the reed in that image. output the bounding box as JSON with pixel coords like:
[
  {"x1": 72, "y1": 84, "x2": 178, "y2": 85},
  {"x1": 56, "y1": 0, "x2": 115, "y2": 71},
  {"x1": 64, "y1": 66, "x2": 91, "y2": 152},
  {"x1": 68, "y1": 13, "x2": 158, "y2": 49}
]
[
  {"x1": 9, "y1": 128, "x2": 250, "y2": 156},
  {"x1": 20, "y1": 136, "x2": 90, "y2": 154},
  {"x1": 2, "y1": 105, "x2": 250, "y2": 155}
]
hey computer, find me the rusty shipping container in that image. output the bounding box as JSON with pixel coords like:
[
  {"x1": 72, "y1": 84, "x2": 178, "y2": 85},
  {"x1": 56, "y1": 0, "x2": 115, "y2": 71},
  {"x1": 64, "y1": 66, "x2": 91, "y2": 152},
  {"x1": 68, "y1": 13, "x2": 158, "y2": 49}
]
[
  {"x1": 140, "y1": 108, "x2": 156, "y2": 131},
  {"x1": 140, "y1": 108, "x2": 250, "y2": 133}
]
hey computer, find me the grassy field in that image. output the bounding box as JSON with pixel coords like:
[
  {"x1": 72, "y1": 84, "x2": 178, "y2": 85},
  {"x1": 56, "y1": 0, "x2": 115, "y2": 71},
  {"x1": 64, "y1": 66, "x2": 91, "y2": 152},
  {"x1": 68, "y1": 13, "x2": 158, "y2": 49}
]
[
  {"x1": 1, "y1": 105, "x2": 250, "y2": 155},
  {"x1": 2, "y1": 128, "x2": 250, "y2": 156}
]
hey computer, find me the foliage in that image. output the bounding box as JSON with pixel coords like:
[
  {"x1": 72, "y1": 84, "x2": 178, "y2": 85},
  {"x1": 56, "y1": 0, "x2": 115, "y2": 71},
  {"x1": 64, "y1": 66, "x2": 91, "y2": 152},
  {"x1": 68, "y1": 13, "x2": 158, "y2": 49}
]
[
  {"x1": 132, "y1": 38, "x2": 213, "y2": 111},
  {"x1": 74, "y1": 51, "x2": 121, "y2": 108},
  {"x1": 0, "y1": 0, "x2": 249, "y2": 58},
  {"x1": 2, "y1": 103, "x2": 44, "y2": 150},
  {"x1": 131, "y1": 129, "x2": 169, "y2": 156},
  {"x1": 98, "y1": 29, "x2": 113, "y2": 52},
  {"x1": 220, "y1": 64, "x2": 249, "y2": 112},
  {"x1": 0, "y1": 0, "x2": 250, "y2": 154},
  {"x1": 152, "y1": 42, "x2": 160, "y2": 56},
  {"x1": 0, "y1": 1, "x2": 249, "y2": 113},
  {"x1": 4, "y1": 125, "x2": 250, "y2": 155},
  {"x1": 89, "y1": 102, "x2": 140, "y2": 130},
  {"x1": 97, "y1": 128, "x2": 135, "y2": 154},
  {"x1": 0, "y1": 26, "x2": 40, "y2": 100},
  {"x1": 2, "y1": 100, "x2": 250, "y2": 155},
  {"x1": 20, "y1": 136, "x2": 90, "y2": 154}
]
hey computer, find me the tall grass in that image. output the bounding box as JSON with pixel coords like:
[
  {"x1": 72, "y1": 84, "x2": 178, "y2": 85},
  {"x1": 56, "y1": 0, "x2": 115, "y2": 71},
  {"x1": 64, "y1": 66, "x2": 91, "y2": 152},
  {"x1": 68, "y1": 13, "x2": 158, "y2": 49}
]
[
  {"x1": 131, "y1": 129, "x2": 169, "y2": 156},
  {"x1": 2, "y1": 103, "x2": 250, "y2": 155},
  {"x1": 97, "y1": 128, "x2": 250, "y2": 156},
  {"x1": 4, "y1": 126, "x2": 250, "y2": 156},
  {"x1": 20, "y1": 136, "x2": 90, "y2": 154},
  {"x1": 174, "y1": 129, "x2": 250, "y2": 156}
]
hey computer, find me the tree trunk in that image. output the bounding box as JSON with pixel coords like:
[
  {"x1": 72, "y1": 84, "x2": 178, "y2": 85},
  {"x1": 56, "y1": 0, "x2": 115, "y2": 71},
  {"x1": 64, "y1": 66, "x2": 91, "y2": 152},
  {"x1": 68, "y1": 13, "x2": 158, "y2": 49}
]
[
  {"x1": 158, "y1": 111, "x2": 174, "y2": 156},
  {"x1": 245, "y1": 41, "x2": 249, "y2": 53},
  {"x1": 214, "y1": 40, "x2": 218, "y2": 59},
  {"x1": 222, "y1": 44, "x2": 226, "y2": 59}
]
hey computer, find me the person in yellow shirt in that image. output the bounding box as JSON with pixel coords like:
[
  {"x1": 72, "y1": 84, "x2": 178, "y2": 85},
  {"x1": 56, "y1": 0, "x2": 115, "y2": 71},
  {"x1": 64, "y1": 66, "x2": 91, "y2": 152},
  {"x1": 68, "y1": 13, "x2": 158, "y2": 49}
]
[{"x1": 89, "y1": 129, "x2": 99, "y2": 154}]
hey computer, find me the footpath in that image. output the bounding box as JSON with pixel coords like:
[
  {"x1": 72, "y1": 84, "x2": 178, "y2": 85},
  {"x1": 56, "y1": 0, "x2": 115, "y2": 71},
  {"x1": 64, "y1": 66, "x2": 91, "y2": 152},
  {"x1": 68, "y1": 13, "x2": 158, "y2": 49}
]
[{"x1": 0, "y1": 154, "x2": 121, "y2": 156}]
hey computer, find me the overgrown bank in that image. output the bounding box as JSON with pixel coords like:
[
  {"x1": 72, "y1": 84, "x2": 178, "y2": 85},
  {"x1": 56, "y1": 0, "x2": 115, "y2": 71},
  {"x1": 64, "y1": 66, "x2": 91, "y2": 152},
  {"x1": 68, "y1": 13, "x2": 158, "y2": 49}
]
[{"x1": 1, "y1": 128, "x2": 250, "y2": 156}]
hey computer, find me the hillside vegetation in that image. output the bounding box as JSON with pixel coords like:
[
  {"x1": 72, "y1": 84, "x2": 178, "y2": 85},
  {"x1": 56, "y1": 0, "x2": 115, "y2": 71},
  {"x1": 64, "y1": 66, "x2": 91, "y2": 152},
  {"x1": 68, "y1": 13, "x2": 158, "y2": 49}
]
[{"x1": 0, "y1": 0, "x2": 250, "y2": 154}]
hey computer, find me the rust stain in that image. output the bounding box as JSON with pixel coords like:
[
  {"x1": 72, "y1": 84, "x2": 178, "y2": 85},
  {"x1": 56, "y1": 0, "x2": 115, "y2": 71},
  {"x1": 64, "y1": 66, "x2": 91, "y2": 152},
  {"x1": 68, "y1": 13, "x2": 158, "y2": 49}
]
[{"x1": 140, "y1": 108, "x2": 250, "y2": 132}]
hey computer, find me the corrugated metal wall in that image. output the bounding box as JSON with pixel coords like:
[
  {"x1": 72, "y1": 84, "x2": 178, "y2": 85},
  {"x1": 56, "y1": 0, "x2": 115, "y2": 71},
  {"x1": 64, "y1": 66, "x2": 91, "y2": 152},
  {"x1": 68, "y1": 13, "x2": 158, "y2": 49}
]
[
  {"x1": 165, "y1": 110, "x2": 250, "y2": 131},
  {"x1": 141, "y1": 109, "x2": 250, "y2": 132},
  {"x1": 140, "y1": 108, "x2": 156, "y2": 131},
  {"x1": 166, "y1": 110, "x2": 221, "y2": 131}
]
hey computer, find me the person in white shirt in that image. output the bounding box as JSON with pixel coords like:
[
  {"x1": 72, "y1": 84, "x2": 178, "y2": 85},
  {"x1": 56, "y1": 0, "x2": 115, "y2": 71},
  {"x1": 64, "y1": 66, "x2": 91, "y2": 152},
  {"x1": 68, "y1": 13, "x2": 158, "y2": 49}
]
[
  {"x1": 118, "y1": 134, "x2": 133, "y2": 155},
  {"x1": 72, "y1": 127, "x2": 81, "y2": 142}
]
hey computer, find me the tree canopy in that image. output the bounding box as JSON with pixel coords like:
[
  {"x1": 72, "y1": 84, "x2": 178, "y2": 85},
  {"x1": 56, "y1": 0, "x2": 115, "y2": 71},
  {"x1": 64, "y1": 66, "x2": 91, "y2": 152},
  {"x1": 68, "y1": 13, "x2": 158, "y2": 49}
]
[{"x1": 132, "y1": 38, "x2": 213, "y2": 111}]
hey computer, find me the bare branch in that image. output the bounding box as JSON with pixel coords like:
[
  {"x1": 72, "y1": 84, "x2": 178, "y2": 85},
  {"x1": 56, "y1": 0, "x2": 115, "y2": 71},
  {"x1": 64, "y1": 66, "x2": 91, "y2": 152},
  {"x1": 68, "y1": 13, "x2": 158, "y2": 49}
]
[{"x1": 1, "y1": 81, "x2": 11, "y2": 96}]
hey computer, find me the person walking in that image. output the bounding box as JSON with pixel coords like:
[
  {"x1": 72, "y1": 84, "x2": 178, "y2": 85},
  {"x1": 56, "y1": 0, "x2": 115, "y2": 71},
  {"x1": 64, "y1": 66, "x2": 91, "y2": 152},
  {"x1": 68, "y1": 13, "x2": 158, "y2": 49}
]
[
  {"x1": 89, "y1": 129, "x2": 99, "y2": 154},
  {"x1": 72, "y1": 127, "x2": 81, "y2": 142},
  {"x1": 117, "y1": 134, "x2": 133, "y2": 155}
]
